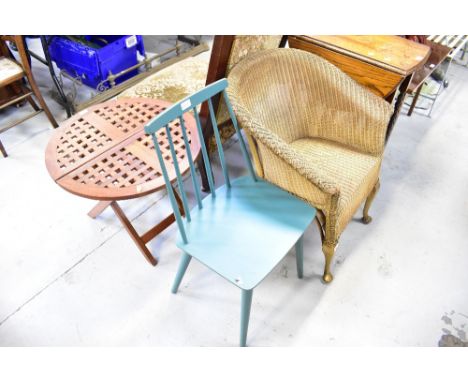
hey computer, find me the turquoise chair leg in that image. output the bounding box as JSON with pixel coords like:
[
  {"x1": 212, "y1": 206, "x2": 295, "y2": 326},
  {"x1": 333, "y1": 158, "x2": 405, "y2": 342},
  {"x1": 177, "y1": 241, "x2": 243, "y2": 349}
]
[
  {"x1": 171, "y1": 253, "x2": 192, "y2": 294},
  {"x1": 295, "y1": 236, "x2": 304, "y2": 279},
  {"x1": 240, "y1": 289, "x2": 253, "y2": 347}
]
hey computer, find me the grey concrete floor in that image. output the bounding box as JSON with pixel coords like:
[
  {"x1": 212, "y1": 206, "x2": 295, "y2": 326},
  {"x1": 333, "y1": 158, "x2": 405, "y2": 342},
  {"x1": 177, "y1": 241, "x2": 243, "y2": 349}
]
[{"x1": 0, "y1": 37, "x2": 467, "y2": 346}]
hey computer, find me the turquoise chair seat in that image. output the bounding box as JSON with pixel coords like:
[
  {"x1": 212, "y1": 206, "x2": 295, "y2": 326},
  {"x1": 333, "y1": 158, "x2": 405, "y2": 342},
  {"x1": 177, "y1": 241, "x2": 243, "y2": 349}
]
[
  {"x1": 145, "y1": 78, "x2": 316, "y2": 346},
  {"x1": 178, "y1": 176, "x2": 316, "y2": 291}
]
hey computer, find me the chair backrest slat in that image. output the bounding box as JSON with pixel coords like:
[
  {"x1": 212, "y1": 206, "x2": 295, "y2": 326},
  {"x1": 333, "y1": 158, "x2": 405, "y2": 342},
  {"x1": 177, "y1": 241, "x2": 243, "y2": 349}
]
[
  {"x1": 192, "y1": 108, "x2": 216, "y2": 196},
  {"x1": 146, "y1": 79, "x2": 230, "y2": 130},
  {"x1": 208, "y1": 98, "x2": 230, "y2": 188},
  {"x1": 145, "y1": 78, "x2": 256, "y2": 243},
  {"x1": 179, "y1": 116, "x2": 203, "y2": 209},
  {"x1": 150, "y1": 134, "x2": 188, "y2": 243},
  {"x1": 164, "y1": 124, "x2": 191, "y2": 222},
  {"x1": 222, "y1": 89, "x2": 257, "y2": 181}
]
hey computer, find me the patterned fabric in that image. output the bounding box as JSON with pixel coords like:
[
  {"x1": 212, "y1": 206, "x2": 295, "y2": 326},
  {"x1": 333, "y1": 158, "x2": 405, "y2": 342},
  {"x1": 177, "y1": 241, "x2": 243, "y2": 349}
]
[
  {"x1": 227, "y1": 48, "x2": 393, "y2": 244},
  {"x1": 119, "y1": 56, "x2": 209, "y2": 103},
  {"x1": 228, "y1": 36, "x2": 284, "y2": 73},
  {"x1": 215, "y1": 36, "x2": 283, "y2": 138},
  {"x1": 167, "y1": 36, "x2": 283, "y2": 151},
  {"x1": 119, "y1": 36, "x2": 283, "y2": 151}
]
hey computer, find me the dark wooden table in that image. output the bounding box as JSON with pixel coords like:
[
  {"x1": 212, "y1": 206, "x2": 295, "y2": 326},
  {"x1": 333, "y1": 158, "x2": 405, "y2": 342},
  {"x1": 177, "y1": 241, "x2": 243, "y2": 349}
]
[
  {"x1": 406, "y1": 41, "x2": 452, "y2": 116},
  {"x1": 45, "y1": 97, "x2": 200, "y2": 266},
  {"x1": 288, "y1": 35, "x2": 431, "y2": 141}
]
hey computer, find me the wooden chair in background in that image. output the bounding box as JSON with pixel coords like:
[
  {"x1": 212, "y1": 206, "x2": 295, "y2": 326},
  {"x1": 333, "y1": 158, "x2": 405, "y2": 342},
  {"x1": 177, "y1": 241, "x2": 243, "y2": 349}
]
[{"x1": 0, "y1": 35, "x2": 58, "y2": 157}]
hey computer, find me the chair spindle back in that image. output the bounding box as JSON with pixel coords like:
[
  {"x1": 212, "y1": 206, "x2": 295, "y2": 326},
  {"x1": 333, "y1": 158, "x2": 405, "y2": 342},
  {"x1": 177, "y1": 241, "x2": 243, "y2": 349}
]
[{"x1": 145, "y1": 78, "x2": 257, "y2": 243}]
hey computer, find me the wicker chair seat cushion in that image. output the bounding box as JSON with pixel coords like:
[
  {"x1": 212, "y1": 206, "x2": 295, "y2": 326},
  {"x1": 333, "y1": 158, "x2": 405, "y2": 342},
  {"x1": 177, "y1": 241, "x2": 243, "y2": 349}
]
[
  {"x1": 290, "y1": 138, "x2": 381, "y2": 232},
  {"x1": 253, "y1": 136, "x2": 380, "y2": 234}
]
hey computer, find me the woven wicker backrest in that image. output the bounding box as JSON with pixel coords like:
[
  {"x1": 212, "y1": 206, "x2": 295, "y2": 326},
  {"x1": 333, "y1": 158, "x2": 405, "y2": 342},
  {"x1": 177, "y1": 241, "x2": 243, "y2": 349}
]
[
  {"x1": 228, "y1": 48, "x2": 393, "y2": 154},
  {"x1": 144, "y1": 79, "x2": 256, "y2": 243}
]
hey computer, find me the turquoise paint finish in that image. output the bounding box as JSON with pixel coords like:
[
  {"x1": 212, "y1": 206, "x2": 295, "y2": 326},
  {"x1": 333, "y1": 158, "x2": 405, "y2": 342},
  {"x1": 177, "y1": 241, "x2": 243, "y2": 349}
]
[
  {"x1": 145, "y1": 79, "x2": 230, "y2": 134},
  {"x1": 176, "y1": 176, "x2": 315, "y2": 290},
  {"x1": 145, "y1": 79, "x2": 316, "y2": 346},
  {"x1": 240, "y1": 289, "x2": 253, "y2": 347},
  {"x1": 295, "y1": 236, "x2": 304, "y2": 279},
  {"x1": 221, "y1": 89, "x2": 257, "y2": 181},
  {"x1": 193, "y1": 108, "x2": 216, "y2": 196},
  {"x1": 207, "y1": 98, "x2": 230, "y2": 188},
  {"x1": 171, "y1": 253, "x2": 192, "y2": 294},
  {"x1": 150, "y1": 133, "x2": 188, "y2": 243},
  {"x1": 178, "y1": 117, "x2": 202, "y2": 209},
  {"x1": 164, "y1": 124, "x2": 191, "y2": 222}
]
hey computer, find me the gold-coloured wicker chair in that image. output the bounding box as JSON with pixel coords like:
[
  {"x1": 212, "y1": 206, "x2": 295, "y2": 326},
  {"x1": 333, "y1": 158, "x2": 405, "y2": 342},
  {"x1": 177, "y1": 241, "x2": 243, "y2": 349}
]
[{"x1": 227, "y1": 48, "x2": 393, "y2": 283}]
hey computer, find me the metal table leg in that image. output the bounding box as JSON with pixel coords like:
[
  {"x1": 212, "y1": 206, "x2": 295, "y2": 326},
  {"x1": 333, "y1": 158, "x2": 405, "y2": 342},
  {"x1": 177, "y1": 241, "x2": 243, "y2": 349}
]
[{"x1": 39, "y1": 36, "x2": 74, "y2": 117}]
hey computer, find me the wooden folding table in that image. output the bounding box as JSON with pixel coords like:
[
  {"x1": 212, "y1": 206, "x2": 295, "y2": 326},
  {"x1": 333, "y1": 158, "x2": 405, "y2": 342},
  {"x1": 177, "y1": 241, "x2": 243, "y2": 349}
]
[{"x1": 45, "y1": 98, "x2": 200, "y2": 266}]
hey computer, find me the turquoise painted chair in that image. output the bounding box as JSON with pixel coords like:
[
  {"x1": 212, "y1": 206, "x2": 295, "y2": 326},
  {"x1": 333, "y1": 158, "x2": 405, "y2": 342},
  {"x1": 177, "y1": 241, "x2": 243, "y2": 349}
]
[{"x1": 144, "y1": 79, "x2": 316, "y2": 346}]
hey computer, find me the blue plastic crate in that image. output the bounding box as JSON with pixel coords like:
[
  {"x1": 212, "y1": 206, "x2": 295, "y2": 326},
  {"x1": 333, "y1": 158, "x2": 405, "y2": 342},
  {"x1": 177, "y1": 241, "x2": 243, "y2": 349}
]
[{"x1": 48, "y1": 35, "x2": 145, "y2": 90}]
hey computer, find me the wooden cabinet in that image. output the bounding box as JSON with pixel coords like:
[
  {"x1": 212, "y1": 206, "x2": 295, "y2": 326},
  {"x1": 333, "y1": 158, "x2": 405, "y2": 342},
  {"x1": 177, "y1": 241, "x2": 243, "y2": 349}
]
[
  {"x1": 288, "y1": 35, "x2": 431, "y2": 141},
  {"x1": 288, "y1": 35, "x2": 430, "y2": 100}
]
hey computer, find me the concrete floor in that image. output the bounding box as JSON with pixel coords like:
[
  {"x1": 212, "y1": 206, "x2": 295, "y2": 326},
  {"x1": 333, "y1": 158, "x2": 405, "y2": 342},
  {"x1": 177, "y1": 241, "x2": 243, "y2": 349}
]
[{"x1": 0, "y1": 37, "x2": 467, "y2": 346}]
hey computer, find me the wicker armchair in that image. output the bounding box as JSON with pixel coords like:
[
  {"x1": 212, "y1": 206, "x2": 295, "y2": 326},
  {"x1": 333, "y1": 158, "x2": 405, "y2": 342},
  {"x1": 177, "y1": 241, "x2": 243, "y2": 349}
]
[{"x1": 227, "y1": 49, "x2": 393, "y2": 283}]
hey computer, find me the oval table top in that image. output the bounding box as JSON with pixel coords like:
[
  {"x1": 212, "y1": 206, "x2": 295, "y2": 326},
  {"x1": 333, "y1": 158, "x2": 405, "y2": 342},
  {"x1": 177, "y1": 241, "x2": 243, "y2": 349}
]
[{"x1": 45, "y1": 98, "x2": 200, "y2": 201}]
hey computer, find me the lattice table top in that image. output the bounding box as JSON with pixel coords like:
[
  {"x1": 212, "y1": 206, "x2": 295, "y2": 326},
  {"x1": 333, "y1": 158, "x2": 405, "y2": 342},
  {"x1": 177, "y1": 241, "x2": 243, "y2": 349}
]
[{"x1": 46, "y1": 98, "x2": 200, "y2": 200}]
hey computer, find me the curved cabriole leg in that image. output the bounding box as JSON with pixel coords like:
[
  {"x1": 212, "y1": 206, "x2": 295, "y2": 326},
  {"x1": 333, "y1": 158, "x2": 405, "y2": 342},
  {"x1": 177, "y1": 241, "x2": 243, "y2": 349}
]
[
  {"x1": 314, "y1": 212, "x2": 335, "y2": 283},
  {"x1": 362, "y1": 180, "x2": 380, "y2": 224},
  {"x1": 322, "y1": 241, "x2": 336, "y2": 283}
]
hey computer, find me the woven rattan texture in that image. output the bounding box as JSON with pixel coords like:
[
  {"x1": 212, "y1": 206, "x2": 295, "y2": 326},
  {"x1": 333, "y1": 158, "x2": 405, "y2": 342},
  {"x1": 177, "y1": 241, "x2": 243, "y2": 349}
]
[
  {"x1": 46, "y1": 98, "x2": 199, "y2": 201},
  {"x1": 227, "y1": 49, "x2": 392, "y2": 244}
]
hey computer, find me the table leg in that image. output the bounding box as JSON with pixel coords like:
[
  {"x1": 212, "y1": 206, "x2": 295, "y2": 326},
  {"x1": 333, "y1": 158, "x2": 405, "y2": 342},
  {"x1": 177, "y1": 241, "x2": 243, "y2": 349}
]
[
  {"x1": 110, "y1": 201, "x2": 158, "y2": 266},
  {"x1": 88, "y1": 200, "x2": 112, "y2": 219},
  {"x1": 105, "y1": 186, "x2": 185, "y2": 266},
  {"x1": 407, "y1": 84, "x2": 423, "y2": 116},
  {"x1": 385, "y1": 90, "x2": 397, "y2": 104},
  {"x1": 88, "y1": 184, "x2": 184, "y2": 219},
  {"x1": 385, "y1": 74, "x2": 413, "y2": 143}
]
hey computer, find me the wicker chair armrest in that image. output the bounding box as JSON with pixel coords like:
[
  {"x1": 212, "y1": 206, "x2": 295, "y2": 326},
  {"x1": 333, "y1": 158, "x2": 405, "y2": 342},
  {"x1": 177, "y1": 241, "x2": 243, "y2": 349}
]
[
  {"x1": 230, "y1": 98, "x2": 339, "y2": 196},
  {"x1": 312, "y1": 78, "x2": 394, "y2": 155}
]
